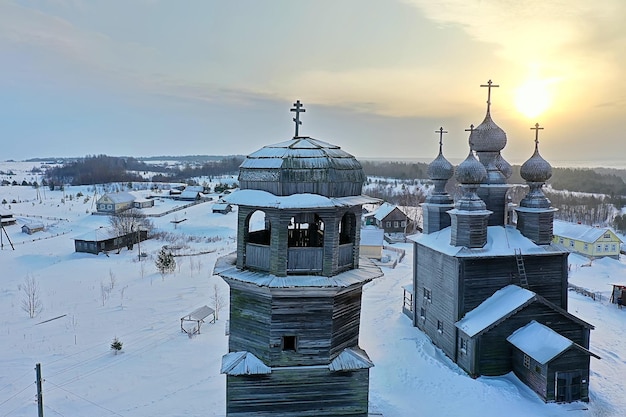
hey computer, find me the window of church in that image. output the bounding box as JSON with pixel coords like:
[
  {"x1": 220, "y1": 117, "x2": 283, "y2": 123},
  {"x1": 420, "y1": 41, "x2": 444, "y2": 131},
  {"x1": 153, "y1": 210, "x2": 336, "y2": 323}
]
[
  {"x1": 282, "y1": 335, "x2": 297, "y2": 351},
  {"x1": 460, "y1": 338, "x2": 468, "y2": 354},
  {"x1": 437, "y1": 320, "x2": 443, "y2": 334},
  {"x1": 523, "y1": 354, "x2": 531, "y2": 369},
  {"x1": 423, "y1": 288, "x2": 432, "y2": 302},
  {"x1": 420, "y1": 308, "x2": 425, "y2": 321}
]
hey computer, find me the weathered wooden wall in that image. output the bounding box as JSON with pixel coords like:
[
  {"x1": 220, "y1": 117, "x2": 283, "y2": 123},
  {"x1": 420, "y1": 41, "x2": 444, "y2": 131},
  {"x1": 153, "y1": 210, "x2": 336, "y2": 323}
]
[{"x1": 226, "y1": 367, "x2": 370, "y2": 417}]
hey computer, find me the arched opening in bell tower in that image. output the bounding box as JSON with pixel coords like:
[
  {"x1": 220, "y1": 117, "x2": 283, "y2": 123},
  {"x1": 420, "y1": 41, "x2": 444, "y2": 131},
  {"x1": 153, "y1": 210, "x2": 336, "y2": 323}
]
[{"x1": 288, "y1": 213, "x2": 324, "y2": 248}]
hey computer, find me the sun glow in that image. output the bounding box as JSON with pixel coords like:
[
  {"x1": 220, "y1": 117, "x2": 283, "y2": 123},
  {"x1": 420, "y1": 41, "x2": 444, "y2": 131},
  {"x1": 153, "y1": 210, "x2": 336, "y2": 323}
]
[{"x1": 514, "y1": 79, "x2": 552, "y2": 119}]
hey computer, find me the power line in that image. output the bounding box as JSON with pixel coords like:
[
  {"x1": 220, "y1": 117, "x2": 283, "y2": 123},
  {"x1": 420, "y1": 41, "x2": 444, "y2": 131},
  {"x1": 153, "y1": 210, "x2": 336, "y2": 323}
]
[
  {"x1": 0, "y1": 383, "x2": 33, "y2": 409},
  {"x1": 45, "y1": 381, "x2": 125, "y2": 417}
]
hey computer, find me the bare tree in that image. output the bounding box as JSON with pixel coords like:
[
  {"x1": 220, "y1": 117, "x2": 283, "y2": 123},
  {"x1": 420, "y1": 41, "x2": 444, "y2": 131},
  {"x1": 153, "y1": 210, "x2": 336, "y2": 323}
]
[
  {"x1": 210, "y1": 284, "x2": 226, "y2": 321},
  {"x1": 21, "y1": 274, "x2": 43, "y2": 318},
  {"x1": 108, "y1": 207, "x2": 152, "y2": 250}
]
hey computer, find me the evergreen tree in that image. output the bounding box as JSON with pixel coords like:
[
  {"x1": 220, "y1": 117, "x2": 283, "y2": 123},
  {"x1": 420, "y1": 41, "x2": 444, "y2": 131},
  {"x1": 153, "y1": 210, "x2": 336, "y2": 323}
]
[
  {"x1": 111, "y1": 337, "x2": 123, "y2": 354},
  {"x1": 155, "y1": 248, "x2": 176, "y2": 278}
]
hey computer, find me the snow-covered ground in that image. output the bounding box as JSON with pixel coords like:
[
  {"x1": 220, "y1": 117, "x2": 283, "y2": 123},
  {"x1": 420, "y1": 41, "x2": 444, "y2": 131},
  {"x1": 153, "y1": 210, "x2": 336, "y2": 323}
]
[{"x1": 1, "y1": 182, "x2": 625, "y2": 417}]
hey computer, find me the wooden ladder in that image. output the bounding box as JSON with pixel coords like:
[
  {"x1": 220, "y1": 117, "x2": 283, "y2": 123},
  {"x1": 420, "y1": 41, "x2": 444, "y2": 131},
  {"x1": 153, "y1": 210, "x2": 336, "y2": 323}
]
[{"x1": 515, "y1": 249, "x2": 529, "y2": 288}]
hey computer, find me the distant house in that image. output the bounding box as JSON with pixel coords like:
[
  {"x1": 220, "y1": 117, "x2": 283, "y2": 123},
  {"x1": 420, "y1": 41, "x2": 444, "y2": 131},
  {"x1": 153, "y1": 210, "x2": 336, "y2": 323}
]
[
  {"x1": 552, "y1": 220, "x2": 622, "y2": 259},
  {"x1": 22, "y1": 222, "x2": 44, "y2": 235},
  {"x1": 212, "y1": 200, "x2": 232, "y2": 214},
  {"x1": 179, "y1": 190, "x2": 203, "y2": 201},
  {"x1": 363, "y1": 202, "x2": 409, "y2": 234},
  {"x1": 96, "y1": 192, "x2": 136, "y2": 214},
  {"x1": 74, "y1": 227, "x2": 148, "y2": 254},
  {"x1": 133, "y1": 197, "x2": 154, "y2": 209},
  {"x1": 359, "y1": 226, "x2": 384, "y2": 259},
  {"x1": 0, "y1": 207, "x2": 16, "y2": 226}
]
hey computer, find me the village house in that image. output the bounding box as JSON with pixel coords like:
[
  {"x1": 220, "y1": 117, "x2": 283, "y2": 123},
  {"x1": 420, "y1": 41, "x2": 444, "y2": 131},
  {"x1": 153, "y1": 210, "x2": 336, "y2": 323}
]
[
  {"x1": 133, "y1": 197, "x2": 155, "y2": 209},
  {"x1": 0, "y1": 207, "x2": 17, "y2": 226},
  {"x1": 211, "y1": 201, "x2": 232, "y2": 214},
  {"x1": 96, "y1": 192, "x2": 135, "y2": 214},
  {"x1": 74, "y1": 227, "x2": 148, "y2": 254},
  {"x1": 359, "y1": 226, "x2": 384, "y2": 260},
  {"x1": 22, "y1": 222, "x2": 45, "y2": 235},
  {"x1": 363, "y1": 202, "x2": 409, "y2": 234},
  {"x1": 552, "y1": 220, "x2": 622, "y2": 259}
]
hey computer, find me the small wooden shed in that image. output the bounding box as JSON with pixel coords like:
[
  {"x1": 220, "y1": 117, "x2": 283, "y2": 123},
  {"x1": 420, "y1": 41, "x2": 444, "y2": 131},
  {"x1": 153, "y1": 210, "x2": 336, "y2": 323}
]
[
  {"x1": 22, "y1": 222, "x2": 44, "y2": 235},
  {"x1": 180, "y1": 305, "x2": 215, "y2": 335},
  {"x1": 507, "y1": 321, "x2": 600, "y2": 403},
  {"x1": 610, "y1": 284, "x2": 626, "y2": 307}
]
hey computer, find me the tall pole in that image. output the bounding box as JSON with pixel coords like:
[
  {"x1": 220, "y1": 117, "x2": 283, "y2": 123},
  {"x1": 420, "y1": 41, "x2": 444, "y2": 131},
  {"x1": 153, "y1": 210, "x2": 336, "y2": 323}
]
[{"x1": 35, "y1": 363, "x2": 44, "y2": 417}]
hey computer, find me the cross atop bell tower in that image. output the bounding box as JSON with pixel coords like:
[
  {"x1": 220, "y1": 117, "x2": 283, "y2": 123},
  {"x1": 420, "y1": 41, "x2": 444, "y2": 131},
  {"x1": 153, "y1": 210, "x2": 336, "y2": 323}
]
[{"x1": 290, "y1": 100, "x2": 306, "y2": 137}]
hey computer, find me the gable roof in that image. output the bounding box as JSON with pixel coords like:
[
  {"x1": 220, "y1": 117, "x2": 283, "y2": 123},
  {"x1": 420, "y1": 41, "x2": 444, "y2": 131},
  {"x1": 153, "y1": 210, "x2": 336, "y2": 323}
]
[
  {"x1": 553, "y1": 220, "x2": 622, "y2": 244},
  {"x1": 507, "y1": 320, "x2": 600, "y2": 364},
  {"x1": 364, "y1": 202, "x2": 406, "y2": 221},
  {"x1": 456, "y1": 285, "x2": 594, "y2": 338},
  {"x1": 329, "y1": 347, "x2": 374, "y2": 371},
  {"x1": 99, "y1": 192, "x2": 136, "y2": 204},
  {"x1": 456, "y1": 285, "x2": 535, "y2": 337},
  {"x1": 74, "y1": 227, "x2": 122, "y2": 242}
]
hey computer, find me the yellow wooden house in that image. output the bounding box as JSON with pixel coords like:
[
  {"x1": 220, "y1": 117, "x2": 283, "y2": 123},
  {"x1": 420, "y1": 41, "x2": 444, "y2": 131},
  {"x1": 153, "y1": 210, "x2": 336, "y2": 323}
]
[{"x1": 552, "y1": 220, "x2": 622, "y2": 259}]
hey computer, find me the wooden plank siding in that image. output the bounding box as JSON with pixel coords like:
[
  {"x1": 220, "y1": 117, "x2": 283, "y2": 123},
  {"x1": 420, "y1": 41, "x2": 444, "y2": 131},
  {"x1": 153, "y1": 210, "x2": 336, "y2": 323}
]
[
  {"x1": 459, "y1": 253, "x2": 568, "y2": 315},
  {"x1": 469, "y1": 302, "x2": 591, "y2": 376},
  {"x1": 414, "y1": 245, "x2": 460, "y2": 359},
  {"x1": 330, "y1": 288, "x2": 363, "y2": 358},
  {"x1": 226, "y1": 367, "x2": 370, "y2": 417}
]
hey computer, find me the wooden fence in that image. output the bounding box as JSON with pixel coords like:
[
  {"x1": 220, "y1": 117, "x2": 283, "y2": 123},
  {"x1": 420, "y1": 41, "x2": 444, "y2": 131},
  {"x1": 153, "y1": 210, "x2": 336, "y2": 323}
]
[{"x1": 568, "y1": 283, "x2": 602, "y2": 302}]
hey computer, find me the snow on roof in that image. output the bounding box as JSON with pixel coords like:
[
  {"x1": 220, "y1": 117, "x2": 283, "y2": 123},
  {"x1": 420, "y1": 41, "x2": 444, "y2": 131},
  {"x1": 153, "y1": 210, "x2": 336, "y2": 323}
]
[
  {"x1": 367, "y1": 202, "x2": 403, "y2": 221},
  {"x1": 553, "y1": 220, "x2": 622, "y2": 244},
  {"x1": 506, "y1": 321, "x2": 574, "y2": 364},
  {"x1": 360, "y1": 227, "x2": 384, "y2": 246},
  {"x1": 224, "y1": 189, "x2": 379, "y2": 209},
  {"x1": 102, "y1": 192, "x2": 135, "y2": 204},
  {"x1": 185, "y1": 305, "x2": 215, "y2": 321},
  {"x1": 329, "y1": 347, "x2": 374, "y2": 371},
  {"x1": 409, "y1": 225, "x2": 567, "y2": 257},
  {"x1": 456, "y1": 285, "x2": 535, "y2": 337},
  {"x1": 214, "y1": 252, "x2": 383, "y2": 288},
  {"x1": 221, "y1": 351, "x2": 271, "y2": 375},
  {"x1": 74, "y1": 227, "x2": 121, "y2": 241},
  {"x1": 212, "y1": 203, "x2": 230, "y2": 210}
]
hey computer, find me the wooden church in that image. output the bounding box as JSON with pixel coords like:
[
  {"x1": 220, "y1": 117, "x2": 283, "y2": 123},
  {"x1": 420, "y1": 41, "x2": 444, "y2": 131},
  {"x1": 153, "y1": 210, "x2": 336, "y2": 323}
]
[
  {"x1": 410, "y1": 81, "x2": 599, "y2": 403},
  {"x1": 214, "y1": 101, "x2": 384, "y2": 416}
]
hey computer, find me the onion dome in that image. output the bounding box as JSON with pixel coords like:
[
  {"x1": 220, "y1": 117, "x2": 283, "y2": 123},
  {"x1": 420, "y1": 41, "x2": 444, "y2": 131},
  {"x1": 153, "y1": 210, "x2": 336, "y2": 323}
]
[
  {"x1": 494, "y1": 154, "x2": 513, "y2": 179},
  {"x1": 427, "y1": 142, "x2": 454, "y2": 181},
  {"x1": 521, "y1": 136, "x2": 552, "y2": 183},
  {"x1": 238, "y1": 137, "x2": 366, "y2": 198},
  {"x1": 469, "y1": 112, "x2": 507, "y2": 152},
  {"x1": 456, "y1": 149, "x2": 487, "y2": 184}
]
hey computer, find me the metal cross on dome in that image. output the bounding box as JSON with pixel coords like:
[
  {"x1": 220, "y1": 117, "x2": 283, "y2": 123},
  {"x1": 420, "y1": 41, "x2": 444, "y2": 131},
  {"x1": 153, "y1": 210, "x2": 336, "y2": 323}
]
[
  {"x1": 465, "y1": 124, "x2": 475, "y2": 149},
  {"x1": 480, "y1": 79, "x2": 500, "y2": 111},
  {"x1": 290, "y1": 100, "x2": 306, "y2": 137},
  {"x1": 531, "y1": 122, "x2": 544, "y2": 145},
  {"x1": 436, "y1": 127, "x2": 448, "y2": 153}
]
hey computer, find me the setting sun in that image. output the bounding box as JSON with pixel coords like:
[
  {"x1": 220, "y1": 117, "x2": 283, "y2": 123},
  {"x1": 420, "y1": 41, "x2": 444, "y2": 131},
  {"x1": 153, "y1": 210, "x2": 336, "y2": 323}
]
[{"x1": 514, "y1": 79, "x2": 552, "y2": 119}]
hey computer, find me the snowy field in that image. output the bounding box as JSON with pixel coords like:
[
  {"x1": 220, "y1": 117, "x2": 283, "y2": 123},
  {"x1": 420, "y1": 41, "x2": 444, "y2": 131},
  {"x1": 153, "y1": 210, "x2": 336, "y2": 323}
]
[{"x1": 1, "y1": 179, "x2": 625, "y2": 417}]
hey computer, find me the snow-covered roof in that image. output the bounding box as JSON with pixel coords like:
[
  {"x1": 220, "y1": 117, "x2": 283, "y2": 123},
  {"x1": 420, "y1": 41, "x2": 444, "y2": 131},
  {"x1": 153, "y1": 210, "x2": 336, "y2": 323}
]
[
  {"x1": 224, "y1": 189, "x2": 379, "y2": 209},
  {"x1": 212, "y1": 203, "x2": 230, "y2": 210},
  {"x1": 365, "y1": 202, "x2": 404, "y2": 221},
  {"x1": 179, "y1": 190, "x2": 202, "y2": 199},
  {"x1": 221, "y1": 351, "x2": 271, "y2": 375},
  {"x1": 456, "y1": 285, "x2": 536, "y2": 337},
  {"x1": 329, "y1": 347, "x2": 374, "y2": 371},
  {"x1": 553, "y1": 220, "x2": 621, "y2": 244},
  {"x1": 360, "y1": 227, "x2": 384, "y2": 246},
  {"x1": 506, "y1": 321, "x2": 574, "y2": 364},
  {"x1": 214, "y1": 252, "x2": 383, "y2": 288},
  {"x1": 185, "y1": 305, "x2": 215, "y2": 321},
  {"x1": 100, "y1": 192, "x2": 135, "y2": 204},
  {"x1": 74, "y1": 227, "x2": 121, "y2": 241},
  {"x1": 408, "y1": 225, "x2": 567, "y2": 257}
]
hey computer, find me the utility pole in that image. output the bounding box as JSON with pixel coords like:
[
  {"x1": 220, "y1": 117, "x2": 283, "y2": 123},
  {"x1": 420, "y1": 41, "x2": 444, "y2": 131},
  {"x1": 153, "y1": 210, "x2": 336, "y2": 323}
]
[{"x1": 35, "y1": 363, "x2": 44, "y2": 417}]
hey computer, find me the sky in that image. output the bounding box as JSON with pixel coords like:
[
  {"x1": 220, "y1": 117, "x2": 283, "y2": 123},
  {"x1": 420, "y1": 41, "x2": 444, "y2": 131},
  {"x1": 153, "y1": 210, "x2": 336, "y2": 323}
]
[{"x1": 2, "y1": 0, "x2": 626, "y2": 166}]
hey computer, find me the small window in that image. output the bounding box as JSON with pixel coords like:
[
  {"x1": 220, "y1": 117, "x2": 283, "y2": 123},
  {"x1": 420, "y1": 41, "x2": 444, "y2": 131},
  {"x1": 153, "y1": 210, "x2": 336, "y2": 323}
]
[
  {"x1": 596, "y1": 244, "x2": 602, "y2": 252},
  {"x1": 437, "y1": 320, "x2": 443, "y2": 334},
  {"x1": 584, "y1": 243, "x2": 589, "y2": 251},
  {"x1": 423, "y1": 288, "x2": 432, "y2": 302},
  {"x1": 559, "y1": 237, "x2": 564, "y2": 244},
  {"x1": 611, "y1": 244, "x2": 617, "y2": 252},
  {"x1": 393, "y1": 221, "x2": 399, "y2": 228},
  {"x1": 569, "y1": 240, "x2": 575, "y2": 248},
  {"x1": 282, "y1": 336, "x2": 297, "y2": 351},
  {"x1": 400, "y1": 220, "x2": 406, "y2": 227},
  {"x1": 604, "y1": 233, "x2": 610, "y2": 239},
  {"x1": 460, "y1": 338, "x2": 468, "y2": 354},
  {"x1": 534, "y1": 365, "x2": 542, "y2": 374},
  {"x1": 386, "y1": 221, "x2": 392, "y2": 228},
  {"x1": 420, "y1": 308, "x2": 425, "y2": 320},
  {"x1": 604, "y1": 244, "x2": 609, "y2": 252},
  {"x1": 523, "y1": 354, "x2": 531, "y2": 369}
]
